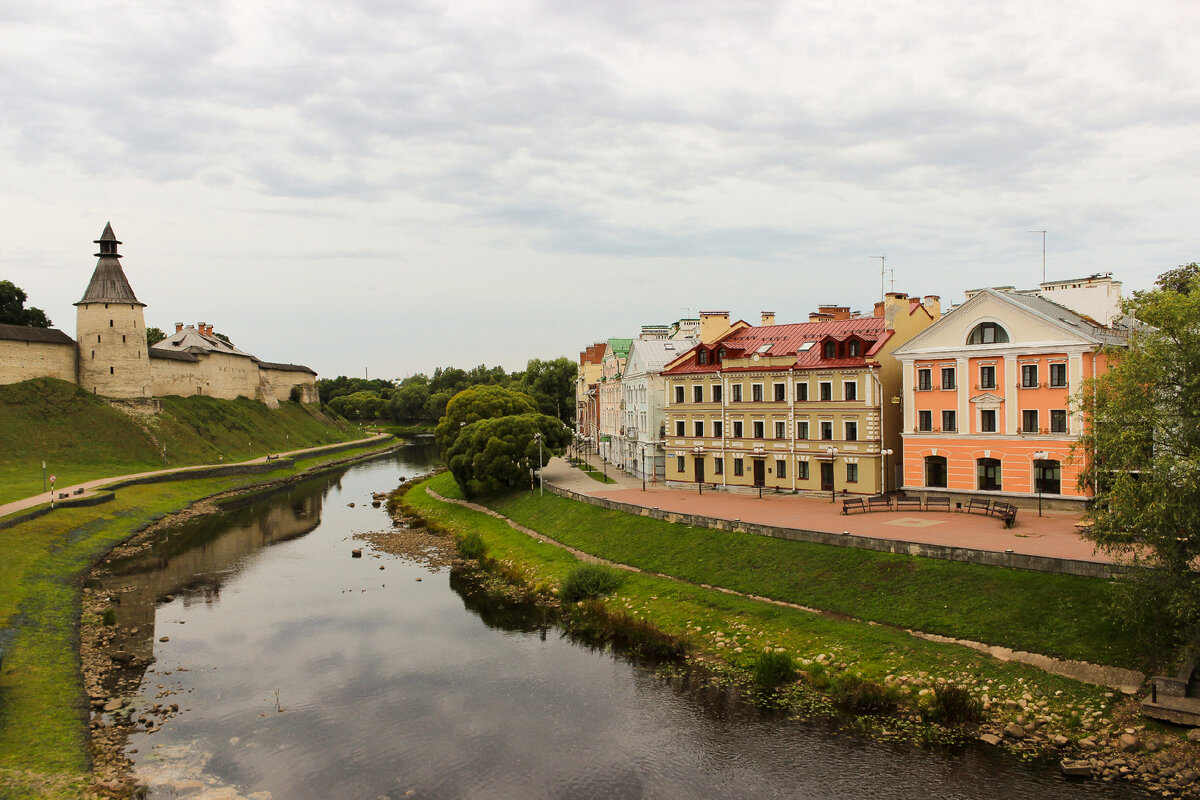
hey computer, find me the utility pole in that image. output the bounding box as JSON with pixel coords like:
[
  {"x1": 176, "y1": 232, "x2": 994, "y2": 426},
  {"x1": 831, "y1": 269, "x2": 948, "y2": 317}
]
[
  {"x1": 1028, "y1": 230, "x2": 1046, "y2": 283},
  {"x1": 872, "y1": 255, "x2": 887, "y2": 303}
]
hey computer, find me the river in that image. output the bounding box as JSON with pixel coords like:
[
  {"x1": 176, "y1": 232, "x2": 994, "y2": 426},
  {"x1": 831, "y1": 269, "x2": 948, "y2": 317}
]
[{"x1": 96, "y1": 445, "x2": 1142, "y2": 799}]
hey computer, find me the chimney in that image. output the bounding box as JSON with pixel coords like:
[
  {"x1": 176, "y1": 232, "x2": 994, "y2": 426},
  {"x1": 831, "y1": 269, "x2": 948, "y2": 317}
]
[
  {"x1": 699, "y1": 311, "x2": 730, "y2": 344},
  {"x1": 922, "y1": 295, "x2": 942, "y2": 319},
  {"x1": 760, "y1": 311, "x2": 776, "y2": 327},
  {"x1": 175, "y1": 322, "x2": 184, "y2": 333},
  {"x1": 816, "y1": 305, "x2": 851, "y2": 320},
  {"x1": 809, "y1": 311, "x2": 833, "y2": 322}
]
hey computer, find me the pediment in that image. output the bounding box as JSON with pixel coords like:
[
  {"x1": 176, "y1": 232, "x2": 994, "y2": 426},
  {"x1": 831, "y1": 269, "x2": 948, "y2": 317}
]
[{"x1": 970, "y1": 392, "x2": 1005, "y2": 406}]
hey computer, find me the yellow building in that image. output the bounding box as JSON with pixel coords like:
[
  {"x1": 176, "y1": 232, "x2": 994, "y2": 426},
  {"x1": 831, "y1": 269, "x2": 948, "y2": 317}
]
[{"x1": 660, "y1": 295, "x2": 940, "y2": 495}]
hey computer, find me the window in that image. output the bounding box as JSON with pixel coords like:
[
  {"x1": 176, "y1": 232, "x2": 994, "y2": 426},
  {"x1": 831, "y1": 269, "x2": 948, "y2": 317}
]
[
  {"x1": 979, "y1": 365, "x2": 996, "y2": 390},
  {"x1": 1049, "y1": 363, "x2": 1067, "y2": 388},
  {"x1": 1035, "y1": 459, "x2": 1061, "y2": 494},
  {"x1": 795, "y1": 382, "x2": 808, "y2": 402},
  {"x1": 694, "y1": 420, "x2": 705, "y2": 437},
  {"x1": 712, "y1": 384, "x2": 723, "y2": 403},
  {"x1": 797, "y1": 461, "x2": 810, "y2": 480},
  {"x1": 732, "y1": 384, "x2": 743, "y2": 402},
  {"x1": 1021, "y1": 364, "x2": 1039, "y2": 388},
  {"x1": 918, "y1": 410, "x2": 932, "y2": 432},
  {"x1": 776, "y1": 459, "x2": 787, "y2": 479},
  {"x1": 977, "y1": 458, "x2": 1002, "y2": 491},
  {"x1": 824, "y1": 341, "x2": 836, "y2": 358},
  {"x1": 675, "y1": 420, "x2": 685, "y2": 436},
  {"x1": 941, "y1": 367, "x2": 956, "y2": 390},
  {"x1": 733, "y1": 420, "x2": 744, "y2": 437},
  {"x1": 753, "y1": 421, "x2": 765, "y2": 439},
  {"x1": 843, "y1": 381, "x2": 857, "y2": 401},
  {"x1": 846, "y1": 463, "x2": 858, "y2": 483},
  {"x1": 109, "y1": 319, "x2": 114, "y2": 327},
  {"x1": 109, "y1": 366, "x2": 114, "y2": 374},
  {"x1": 1022, "y1": 409, "x2": 1039, "y2": 433},
  {"x1": 796, "y1": 421, "x2": 809, "y2": 440},
  {"x1": 752, "y1": 384, "x2": 763, "y2": 402},
  {"x1": 733, "y1": 458, "x2": 744, "y2": 476},
  {"x1": 942, "y1": 410, "x2": 956, "y2": 432},
  {"x1": 917, "y1": 368, "x2": 932, "y2": 391},
  {"x1": 844, "y1": 421, "x2": 858, "y2": 441},
  {"x1": 674, "y1": 385, "x2": 685, "y2": 403},
  {"x1": 677, "y1": 456, "x2": 685, "y2": 473},
  {"x1": 980, "y1": 409, "x2": 997, "y2": 433},
  {"x1": 967, "y1": 322, "x2": 1010, "y2": 344},
  {"x1": 773, "y1": 383, "x2": 786, "y2": 401},
  {"x1": 698, "y1": 350, "x2": 708, "y2": 365},
  {"x1": 693, "y1": 385, "x2": 704, "y2": 402},
  {"x1": 121, "y1": 335, "x2": 126, "y2": 343},
  {"x1": 848, "y1": 340, "x2": 860, "y2": 357},
  {"x1": 1050, "y1": 409, "x2": 1067, "y2": 433},
  {"x1": 713, "y1": 420, "x2": 723, "y2": 437},
  {"x1": 820, "y1": 421, "x2": 833, "y2": 440},
  {"x1": 925, "y1": 456, "x2": 948, "y2": 488},
  {"x1": 774, "y1": 421, "x2": 787, "y2": 439},
  {"x1": 713, "y1": 457, "x2": 723, "y2": 475},
  {"x1": 820, "y1": 382, "x2": 832, "y2": 402},
  {"x1": 718, "y1": 348, "x2": 726, "y2": 361}
]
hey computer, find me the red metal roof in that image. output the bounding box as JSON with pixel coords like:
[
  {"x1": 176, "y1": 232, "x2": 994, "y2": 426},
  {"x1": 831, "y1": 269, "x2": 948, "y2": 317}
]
[{"x1": 663, "y1": 317, "x2": 889, "y2": 375}]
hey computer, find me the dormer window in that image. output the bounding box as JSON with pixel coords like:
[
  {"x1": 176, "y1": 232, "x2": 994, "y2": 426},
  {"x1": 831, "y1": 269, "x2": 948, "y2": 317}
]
[
  {"x1": 698, "y1": 350, "x2": 708, "y2": 365},
  {"x1": 823, "y1": 341, "x2": 836, "y2": 359},
  {"x1": 717, "y1": 348, "x2": 726, "y2": 361},
  {"x1": 967, "y1": 322, "x2": 1010, "y2": 345},
  {"x1": 848, "y1": 340, "x2": 860, "y2": 357}
]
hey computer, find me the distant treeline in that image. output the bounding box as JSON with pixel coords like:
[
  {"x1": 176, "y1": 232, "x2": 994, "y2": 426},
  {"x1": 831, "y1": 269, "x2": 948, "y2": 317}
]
[{"x1": 318, "y1": 358, "x2": 577, "y2": 424}]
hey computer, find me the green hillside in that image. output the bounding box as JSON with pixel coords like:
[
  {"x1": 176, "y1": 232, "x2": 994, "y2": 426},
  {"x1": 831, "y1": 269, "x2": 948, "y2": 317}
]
[{"x1": 0, "y1": 378, "x2": 361, "y2": 505}]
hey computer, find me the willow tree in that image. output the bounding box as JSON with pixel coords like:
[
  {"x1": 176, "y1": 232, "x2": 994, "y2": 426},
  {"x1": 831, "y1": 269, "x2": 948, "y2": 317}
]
[{"x1": 1078, "y1": 264, "x2": 1200, "y2": 663}]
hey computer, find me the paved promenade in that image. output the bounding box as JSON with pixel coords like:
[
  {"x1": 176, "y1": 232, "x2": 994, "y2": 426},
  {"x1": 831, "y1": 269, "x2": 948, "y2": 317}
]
[
  {"x1": 0, "y1": 433, "x2": 395, "y2": 521},
  {"x1": 540, "y1": 457, "x2": 1112, "y2": 565}
]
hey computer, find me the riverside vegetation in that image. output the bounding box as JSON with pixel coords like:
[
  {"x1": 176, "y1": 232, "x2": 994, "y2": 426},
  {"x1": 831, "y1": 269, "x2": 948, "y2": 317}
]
[
  {"x1": 398, "y1": 470, "x2": 1200, "y2": 797},
  {"x1": 0, "y1": 382, "x2": 393, "y2": 800}
]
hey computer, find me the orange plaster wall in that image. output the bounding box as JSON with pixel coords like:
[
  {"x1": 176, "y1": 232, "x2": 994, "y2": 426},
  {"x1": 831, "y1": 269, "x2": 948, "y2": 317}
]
[{"x1": 903, "y1": 436, "x2": 1088, "y2": 497}]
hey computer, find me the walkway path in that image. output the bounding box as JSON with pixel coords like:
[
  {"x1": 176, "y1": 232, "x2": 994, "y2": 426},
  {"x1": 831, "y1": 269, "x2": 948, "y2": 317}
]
[
  {"x1": 0, "y1": 433, "x2": 395, "y2": 521},
  {"x1": 540, "y1": 457, "x2": 1112, "y2": 565}
]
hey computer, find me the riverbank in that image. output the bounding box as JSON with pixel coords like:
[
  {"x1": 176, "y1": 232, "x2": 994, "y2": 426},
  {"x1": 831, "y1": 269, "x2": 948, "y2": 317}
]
[
  {"x1": 0, "y1": 438, "x2": 406, "y2": 800},
  {"x1": 400, "y1": 471, "x2": 1200, "y2": 797}
]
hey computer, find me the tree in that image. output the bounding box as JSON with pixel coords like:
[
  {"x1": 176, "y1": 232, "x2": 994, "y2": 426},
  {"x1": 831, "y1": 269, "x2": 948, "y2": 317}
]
[
  {"x1": 388, "y1": 379, "x2": 431, "y2": 421},
  {"x1": 1079, "y1": 267, "x2": 1200, "y2": 663},
  {"x1": 328, "y1": 390, "x2": 384, "y2": 420},
  {"x1": 445, "y1": 412, "x2": 570, "y2": 497},
  {"x1": 0, "y1": 280, "x2": 52, "y2": 327},
  {"x1": 1155, "y1": 262, "x2": 1200, "y2": 295},
  {"x1": 511, "y1": 357, "x2": 578, "y2": 422},
  {"x1": 424, "y1": 390, "x2": 452, "y2": 421},
  {"x1": 146, "y1": 326, "x2": 166, "y2": 346},
  {"x1": 435, "y1": 385, "x2": 539, "y2": 453}
]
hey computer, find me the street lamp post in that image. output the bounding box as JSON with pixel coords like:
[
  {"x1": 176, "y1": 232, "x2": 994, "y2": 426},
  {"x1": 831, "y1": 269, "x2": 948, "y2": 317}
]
[
  {"x1": 1032, "y1": 450, "x2": 1048, "y2": 516},
  {"x1": 880, "y1": 448, "x2": 894, "y2": 495},
  {"x1": 641, "y1": 445, "x2": 646, "y2": 491},
  {"x1": 534, "y1": 433, "x2": 543, "y2": 497},
  {"x1": 826, "y1": 446, "x2": 838, "y2": 503}
]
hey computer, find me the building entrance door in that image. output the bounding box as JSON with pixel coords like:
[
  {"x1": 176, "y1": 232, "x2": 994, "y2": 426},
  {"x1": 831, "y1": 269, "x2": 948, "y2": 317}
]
[
  {"x1": 753, "y1": 459, "x2": 765, "y2": 487},
  {"x1": 694, "y1": 457, "x2": 705, "y2": 485},
  {"x1": 820, "y1": 461, "x2": 834, "y2": 492}
]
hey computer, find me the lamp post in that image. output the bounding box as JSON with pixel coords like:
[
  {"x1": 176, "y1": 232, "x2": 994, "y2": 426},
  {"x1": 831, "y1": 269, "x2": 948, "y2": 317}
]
[
  {"x1": 641, "y1": 444, "x2": 646, "y2": 491},
  {"x1": 534, "y1": 432, "x2": 543, "y2": 497},
  {"x1": 826, "y1": 446, "x2": 838, "y2": 503},
  {"x1": 880, "y1": 448, "x2": 894, "y2": 495},
  {"x1": 1032, "y1": 450, "x2": 1048, "y2": 516}
]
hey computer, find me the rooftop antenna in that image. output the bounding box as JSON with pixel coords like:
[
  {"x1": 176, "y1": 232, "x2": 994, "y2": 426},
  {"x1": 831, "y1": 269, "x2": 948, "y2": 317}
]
[
  {"x1": 888, "y1": 266, "x2": 896, "y2": 293},
  {"x1": 872, "y1": 255, "x2": 887, "y2": 302},
  {"x1": 1028, "y1": 230, "x2": 1046, "y2": 283}
]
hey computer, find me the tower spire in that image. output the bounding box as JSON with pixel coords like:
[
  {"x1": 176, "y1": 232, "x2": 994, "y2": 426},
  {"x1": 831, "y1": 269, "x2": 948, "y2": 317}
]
[
  {"x1": 94, "y1": 221, "x2": 121, "y2": 258},
  {"x1": 77, "y1": 222, "x2": 144, "y2": 306}
]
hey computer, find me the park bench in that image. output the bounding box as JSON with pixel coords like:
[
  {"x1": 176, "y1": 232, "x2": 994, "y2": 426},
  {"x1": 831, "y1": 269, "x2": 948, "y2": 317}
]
[
  {"x1": 895, "y1": 496, "x2": 923, "y2": 511},
  {"x1": 867, "y1": 495, "x2": 893, "y2": 512},
  {"x1": 841, "y1": 497, "x2": 867, "y2": 514},
  {"x1": 924, "y1": 496, "x2": 952, "y2": 512},
  {"x1": 965, "y1": 497, "x2": 992, "y2": 515},
  {"x1": 990, "y1": 502, "x2": 1019, "y2": 528}
]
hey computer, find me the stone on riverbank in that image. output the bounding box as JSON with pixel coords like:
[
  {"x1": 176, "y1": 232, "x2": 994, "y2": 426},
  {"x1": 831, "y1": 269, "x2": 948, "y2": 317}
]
[{"x1": 1060, "y1": 759, "x2": 1093, "y2": 778}]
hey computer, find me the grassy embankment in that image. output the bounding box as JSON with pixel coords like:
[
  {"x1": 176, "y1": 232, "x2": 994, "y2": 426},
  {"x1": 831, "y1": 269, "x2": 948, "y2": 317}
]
[
  {"x1": 403, "y1": 471, "x2": 1151, "y2": 744},
  {"x1": 569, "y1": 458, "x2": 616, "y2": 484},
  {"x1": 0, "y1": 380, "x2": 389, "y2": 799},
  {"x1": 0, "y1": 377, "x2": 363, "y2": 506}
]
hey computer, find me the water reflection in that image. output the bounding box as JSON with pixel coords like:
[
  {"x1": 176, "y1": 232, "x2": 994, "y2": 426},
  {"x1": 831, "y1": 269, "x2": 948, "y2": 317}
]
[{"x1": 104, "y1": 446, "x2": 1141, "y2": 800}]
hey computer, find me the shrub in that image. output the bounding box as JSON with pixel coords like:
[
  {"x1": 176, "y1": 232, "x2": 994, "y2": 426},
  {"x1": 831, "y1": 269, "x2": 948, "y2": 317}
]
[
  {"x1": 456, "y1": 531, "x2": 486, "y2": 560},
  {"x1": 101, "y1": 607, "x2": 117, "y2": 626},
  {"x1": 289, "y1": 386, "x2": 302, "y2": 403},
  {"x1": 830, "y1": 674, "x2": 898, "y2": 715},
  {"x1": 560, "y1": 563, "x2": 624, "y2": 604},
  {"x1": 752, "y1": 649, "x2": 796, "y2": 690},
  {"x1": 924, "y1": 683, "x2": 983, "y2": 727}
]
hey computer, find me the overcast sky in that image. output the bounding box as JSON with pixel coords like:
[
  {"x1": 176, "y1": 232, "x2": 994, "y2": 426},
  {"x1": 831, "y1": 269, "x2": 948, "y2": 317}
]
[{"x1": 2, "y1": 1, "x2": 1197, "y2": 379}]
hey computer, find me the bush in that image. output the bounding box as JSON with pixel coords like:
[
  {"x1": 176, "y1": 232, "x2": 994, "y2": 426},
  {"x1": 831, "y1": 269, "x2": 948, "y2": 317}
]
[
  {"x1": 456, "y1": 531, "x2": 486, "y2": 560},
  {"x1": 560, "y1": 563, "x2": 624, "y2": 604},
  {"x1": 924, "y1": 683, "x2": 983, "y2": 727},
  {"x1": 830, "y1": 674, "x2": 898, "y2": 715},
  {"x1": 752, "y1": 650, "x2": 796, "y2": 690},
  {"x1": 289, "y1": 385, "x2": 302, "y2": 403},
  {"x1": 101, "y1": 607, "x2": 117, "y2": 626}
]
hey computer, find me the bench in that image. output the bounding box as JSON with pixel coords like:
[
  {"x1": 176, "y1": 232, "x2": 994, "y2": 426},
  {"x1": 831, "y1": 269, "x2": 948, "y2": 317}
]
[
  {"x1": 867, "y1": 495, "x2": 893, "y2": 512},
  {"x1": 925, "y1": 496, "x2": 952, "y2": 512},
  {"x1": 841, "y1": 497, "x2": 867, "y2": 514},
  {"x1": 990, "y1": 502, "x2": 1019, "y2": 528},
  {"x1": 965, "y1": 497, "x2": 992, "y2": 515},
  {"x1": 895, "y1": 496, "x2": 923, "y2": 511}
]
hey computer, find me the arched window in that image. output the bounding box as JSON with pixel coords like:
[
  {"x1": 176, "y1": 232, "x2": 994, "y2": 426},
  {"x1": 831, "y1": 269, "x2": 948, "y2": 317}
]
[
  {"x1": 967, "y1": 322, "x2": 1010, "y2": 345},
  {"x1": 925, "y1": 456, "x2": 948, "y2": 488},
  {"x1": 977, "y1": 458, "x2": 1002, "y2": 491}
]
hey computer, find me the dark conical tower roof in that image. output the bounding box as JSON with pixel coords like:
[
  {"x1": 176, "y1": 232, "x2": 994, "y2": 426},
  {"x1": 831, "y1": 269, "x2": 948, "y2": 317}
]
[{"x1": 75, "y1": 222, "x2": 145, "y2": 306}]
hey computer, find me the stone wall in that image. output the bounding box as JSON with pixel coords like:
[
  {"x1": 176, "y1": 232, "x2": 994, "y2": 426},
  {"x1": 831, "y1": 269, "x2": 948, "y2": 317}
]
[
  {"x1": 151, "y1": 351, "x2": 261, "y2": 400},
  {"x1": 76, "y1": 302, "x2": 152, "y2": 398},
  {"x1": 260, "y1": 367, "x2": 319, "y2": 404},
  {"x1": 0, "y1": 339, "x2": 77, "y2": 385}
]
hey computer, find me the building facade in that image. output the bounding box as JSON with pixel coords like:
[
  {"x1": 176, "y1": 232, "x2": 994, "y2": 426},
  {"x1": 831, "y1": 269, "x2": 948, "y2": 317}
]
[
  {"x1": 597, "y1": 338, "x2": 631, "y2": 463},
  {"x1": 620, "y1": 337, "x2": 698, "y2": 481}
]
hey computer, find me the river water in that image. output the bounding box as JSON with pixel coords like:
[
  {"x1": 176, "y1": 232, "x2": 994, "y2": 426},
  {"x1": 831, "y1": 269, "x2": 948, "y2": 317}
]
[{"x1": 98, "y1": 445, "x2": 1142, "y2": 799}]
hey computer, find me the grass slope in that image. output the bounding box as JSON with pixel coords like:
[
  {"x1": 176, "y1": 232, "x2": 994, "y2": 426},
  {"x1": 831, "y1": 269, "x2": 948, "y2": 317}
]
[{"x1": 0, "y1": 378, "x2": 360, "y2": 505}]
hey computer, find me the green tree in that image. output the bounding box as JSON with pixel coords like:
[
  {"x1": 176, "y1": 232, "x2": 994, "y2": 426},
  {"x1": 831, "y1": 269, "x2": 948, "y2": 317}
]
[
  {"x1": 445, "y1": 412, "x2": 570, "y2": 497},
  {"x1": 1079, "y1": 267, "x2": 1200, "y2": 663},
  {"x1": 328, "y1": 390, "x2": 385, "y2": 420},
  {"x1": 512, "y1": 356, "x2": 578, "y2": 422},
  {"x1": 388, "y1": 378, "x2": 432, "y2": 421},
  {"x1": 1155, "y1": 262, "x2": 1200, "y2": 295},
  {"x1": 424, "y1": 390, "x2": 452, "y2": 421},
  {"x1": 435, "y1": 385, "x2": 539, "y2": 453},
  {"x1": 146, "y1": 326, "x2": 166, "y2": 346},
  {"x1": 0, "y1": 280, "x2": 52, "y2": 327}
]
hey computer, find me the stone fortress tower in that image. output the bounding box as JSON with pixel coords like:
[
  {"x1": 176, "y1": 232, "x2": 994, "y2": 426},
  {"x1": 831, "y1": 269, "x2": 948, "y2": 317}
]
[{"x1": 74, "y1": 223, "x2": 153, "y2": 398}]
